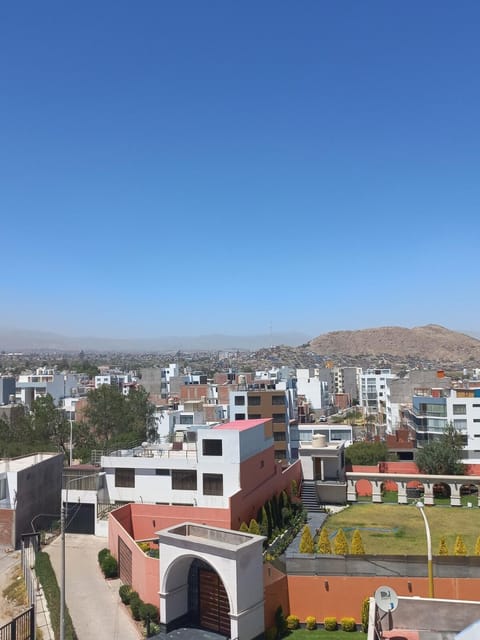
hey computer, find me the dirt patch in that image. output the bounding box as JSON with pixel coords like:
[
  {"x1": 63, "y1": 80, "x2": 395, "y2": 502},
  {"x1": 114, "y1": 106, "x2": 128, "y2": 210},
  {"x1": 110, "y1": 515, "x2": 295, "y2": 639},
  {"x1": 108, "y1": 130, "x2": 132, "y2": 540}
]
[{"x1": 0, "y1": 549, "x2": 27, "y2": 627}]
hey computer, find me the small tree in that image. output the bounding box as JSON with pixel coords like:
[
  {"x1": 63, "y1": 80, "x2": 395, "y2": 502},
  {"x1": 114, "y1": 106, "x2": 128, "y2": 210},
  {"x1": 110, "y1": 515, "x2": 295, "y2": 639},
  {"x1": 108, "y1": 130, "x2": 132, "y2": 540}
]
[
  {"x1": 361, "y1": 597, "x2": 370, "y2": 633},
  {"x1": 454, "y1": 534, "x2": 467, "y2": 556},
  {"x1": 334, "y1": 528, "x2": 349, "y2": 555},
  {"x1": 239, "y1": 521, "x2": 249, "y2": 533},
  {"x1": 248, "y1": 519, "x2": 261, "y2": 535},
  {"x1": 317, "y1": 528, "x2": 332, "y2": 554},
  {"x1": 299, "y1": 525, "x2": 314, "y2": 554},
  {"x1": 475, "y1": 535, "x2": 480, "y2": 556},
  {"x1": 260, "y1": 506, "x2": 269, "y2": 537},
  {"x1": 350, "y1": 529, "x2": 366, "y2": 555},
  {"x1": 291, "y1": 479, "x2": 298, "y2": 497},
  {"x1": 274, "y1": 606, "x2": 287, "y2": 638},
  {"x1": 438, "y1": 536, "x2": 449, "y2": 556}
]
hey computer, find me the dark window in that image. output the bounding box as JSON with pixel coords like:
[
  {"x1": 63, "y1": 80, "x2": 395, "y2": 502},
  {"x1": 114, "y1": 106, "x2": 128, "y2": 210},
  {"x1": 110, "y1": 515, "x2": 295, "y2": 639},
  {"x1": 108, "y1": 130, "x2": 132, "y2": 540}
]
[
  {"x1": 453, "y1": 404, "x2": 467, "y2": 415},
  {"x1": 202, "y1": 439, "x2": 223, "y2": 456},
  {"x1": 155, "y1": 469, "x2": 170, "y2": 476},
  {"x1": 272, "y1": 395, "x2": 285, "y2": 406},
  {"x1": 203, "y1": 473, "x2": 223, "y2": 496},
  {"x1": 235, "y1": 413, "x2": 245, "y2": 420},
  {"x1": 115, "y1": 468, "x2": 135, "y2": 488},
  {"x1": 172, "y1": 470, "x2": 197, "y2": 490},
  {"x1": 249, "y1": 396, "x2": 261, "y2": 406},
  {"x1": 234, "y1": 396, "x2": 245, "y2": 406},
  {"x1": 272, "y1": 413, "x2": 286, "y2": 422},
  {"x1": 273, "y1": 432, "x2": 286, "y2": 441},
  {"x1": 248, "y1": 414, "x2": 261, "y2": 419}
]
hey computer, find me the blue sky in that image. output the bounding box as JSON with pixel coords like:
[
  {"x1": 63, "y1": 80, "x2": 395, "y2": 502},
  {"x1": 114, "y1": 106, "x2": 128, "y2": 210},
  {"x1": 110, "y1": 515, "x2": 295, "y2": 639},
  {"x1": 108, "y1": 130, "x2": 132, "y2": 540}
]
[{"x1": 2, "y1": 2, "x2": 480, "y2": 341}]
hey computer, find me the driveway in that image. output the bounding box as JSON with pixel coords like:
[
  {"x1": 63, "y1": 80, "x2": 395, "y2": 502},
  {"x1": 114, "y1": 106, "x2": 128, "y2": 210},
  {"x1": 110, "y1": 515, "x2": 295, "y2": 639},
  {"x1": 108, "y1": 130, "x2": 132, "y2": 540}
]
[{"x1": 46, "y1": 534, "x2": 140, "y2": 640}]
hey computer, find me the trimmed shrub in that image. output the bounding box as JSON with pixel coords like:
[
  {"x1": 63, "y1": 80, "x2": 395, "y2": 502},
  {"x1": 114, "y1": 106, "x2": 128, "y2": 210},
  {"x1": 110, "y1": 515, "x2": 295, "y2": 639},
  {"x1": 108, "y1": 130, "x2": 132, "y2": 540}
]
[
  {"x1": 438, "y1": 536, "x2": 449, "y2": 556},
  {"x1": 98, "y1": 548, "x2": 110, "y2": 565},
  {"x1": 475, "y1": 535, "x2": 480, "y2": 556},
  {"x1": 274, "y1": 606, "x2": 287, "y2": 638},
  {"x1": 350, "y1": 529, "x2": 365, "y2": 554},
  {"x1": 140, "y1": 602, "x2": 160, "y2": 625},
  {"x1": 129, "y1": 593, "x2": 142, "y2": 620},
  {"x1": 454, "y1": 534, "x2": 467, "y2": 556},
  {"x1": 317, "y1": 528, "x2": 332, "y2": 554},
  {"x1": 239, "y1": 521, "x2": 249, "y2": 533},
  {"x1": 248, "y1": 518, "x2": 261, "y2": 535},
  {"x1": 286, "y1": 614, "x2": 299, "y2": 630},
  {"x1": 101, "y1": 554, "x2": 118, "y2": 578},
  {"x1": 341, "y1": 616, "x2": 356, "y2": 632},
  {"x1": 305, "y1": 615, "x2": 317, "y2": 630},
  {"x1": 361, "y1": 597, "x2": 369, "y2": 633},
  {"x1": 305, "y1": 616, "x2": 317, "y2": 631},
  {"x1": 137, "y1": 542, "x2": 150, "y2": 553},
  {"x1": 333, "y1": 528, "x2": 349, "y2": 555},
  {"x1": 299, "y1": 525, "x2": 314, "y2": 554},
  {"x1": 324, "y1": 616, "x2": 337, "y2": 631},
  {"x1": 291, "y1": 479, "x2": 298, "y2": 497},
  {"x1": 119, "y1": 584, "x2": 133, "y2": 605}
]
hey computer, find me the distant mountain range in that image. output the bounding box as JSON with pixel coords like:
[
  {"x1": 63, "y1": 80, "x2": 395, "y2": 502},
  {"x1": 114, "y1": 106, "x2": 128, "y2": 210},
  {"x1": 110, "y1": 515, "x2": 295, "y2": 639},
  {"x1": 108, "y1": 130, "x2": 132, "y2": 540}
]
[
  {"x1": 308, "y1": 324, "x2": 480, "y2": 365},
  {"x1": 0, "y1": 328, "x2": 311, "y2": 352}
]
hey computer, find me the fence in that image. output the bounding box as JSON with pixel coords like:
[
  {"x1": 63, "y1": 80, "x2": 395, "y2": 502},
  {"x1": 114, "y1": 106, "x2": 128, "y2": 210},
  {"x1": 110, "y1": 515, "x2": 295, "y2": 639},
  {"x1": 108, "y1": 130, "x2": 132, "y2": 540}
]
[{"x1": 0, "y1": 606, "x2": 35, "y2": 640}]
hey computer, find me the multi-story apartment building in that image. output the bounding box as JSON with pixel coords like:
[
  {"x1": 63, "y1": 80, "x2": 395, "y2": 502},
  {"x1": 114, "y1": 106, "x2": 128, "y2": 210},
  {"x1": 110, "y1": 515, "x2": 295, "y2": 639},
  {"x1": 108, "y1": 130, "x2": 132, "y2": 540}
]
[
  {"x1": 295, "y1": 369, "x2": 329, "y2": 411},
  {"x1": 0, "y1": 377, "x2": 15, "y2": 405},
  {"x1": 229, "y1": 382, "x2": 298, "y2": 460},
  {"x1": 360, "y1": 368, "x2": 396, "y2": 415}
]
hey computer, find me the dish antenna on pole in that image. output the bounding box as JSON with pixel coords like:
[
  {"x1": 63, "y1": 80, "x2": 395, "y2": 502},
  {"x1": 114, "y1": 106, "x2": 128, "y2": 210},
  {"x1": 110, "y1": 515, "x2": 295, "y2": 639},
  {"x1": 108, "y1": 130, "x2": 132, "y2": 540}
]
[{"x1": 374, "y1": 585, "x2": 399, "y2": 612}]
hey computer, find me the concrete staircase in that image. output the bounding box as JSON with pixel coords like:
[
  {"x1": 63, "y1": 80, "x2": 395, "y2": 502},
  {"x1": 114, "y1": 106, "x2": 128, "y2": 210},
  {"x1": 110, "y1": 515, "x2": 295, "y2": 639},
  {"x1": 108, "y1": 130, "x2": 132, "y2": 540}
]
[{"x1": 300, "y1": 481, "x2": 322, "y2": 512}]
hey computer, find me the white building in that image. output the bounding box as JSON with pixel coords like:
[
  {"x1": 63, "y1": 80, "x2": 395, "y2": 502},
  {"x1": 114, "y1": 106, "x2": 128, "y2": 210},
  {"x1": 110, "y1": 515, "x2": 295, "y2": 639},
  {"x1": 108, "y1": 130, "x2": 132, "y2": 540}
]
[
  {"x1": 295, "y1": 368, "x2": 329, "y2": 410},
  {"x1": 17, "y1": 368, "x2": 79, "y2": 407},
  {"x1": 360, "y1": 368, "x2": 396, "y2": 415}
]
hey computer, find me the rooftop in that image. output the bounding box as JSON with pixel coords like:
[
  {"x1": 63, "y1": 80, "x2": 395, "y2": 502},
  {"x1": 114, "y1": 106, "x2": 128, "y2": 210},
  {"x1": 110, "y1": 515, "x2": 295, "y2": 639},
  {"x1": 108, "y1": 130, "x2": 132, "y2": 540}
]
[
  {"x1": 0, "y1": 452, "x2": 59, "y2": 473},
  {"x1": 213, "y1": 418, "x2": 269, "y2": 432}
]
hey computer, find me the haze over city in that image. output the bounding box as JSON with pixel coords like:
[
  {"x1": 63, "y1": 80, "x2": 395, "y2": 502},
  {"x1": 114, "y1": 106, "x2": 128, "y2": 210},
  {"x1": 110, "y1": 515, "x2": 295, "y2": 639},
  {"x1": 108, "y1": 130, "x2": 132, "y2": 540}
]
[{"x1": 2, "y1": 2, "x2": 480, "y2": 341}]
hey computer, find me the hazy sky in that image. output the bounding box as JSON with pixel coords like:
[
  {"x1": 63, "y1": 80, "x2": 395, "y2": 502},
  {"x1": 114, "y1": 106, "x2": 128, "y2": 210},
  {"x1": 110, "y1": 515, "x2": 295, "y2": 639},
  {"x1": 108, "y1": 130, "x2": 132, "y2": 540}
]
[{"x1": 2, "y1": 2, "x2": 480, "y2": 340}]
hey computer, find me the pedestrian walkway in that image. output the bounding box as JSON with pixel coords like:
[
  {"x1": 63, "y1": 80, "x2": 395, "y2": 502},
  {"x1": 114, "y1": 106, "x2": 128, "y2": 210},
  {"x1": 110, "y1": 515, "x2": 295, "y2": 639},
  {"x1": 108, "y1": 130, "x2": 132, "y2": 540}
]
[{"x1": 46, "y1": 534, "x2": 140, "y2": 640}]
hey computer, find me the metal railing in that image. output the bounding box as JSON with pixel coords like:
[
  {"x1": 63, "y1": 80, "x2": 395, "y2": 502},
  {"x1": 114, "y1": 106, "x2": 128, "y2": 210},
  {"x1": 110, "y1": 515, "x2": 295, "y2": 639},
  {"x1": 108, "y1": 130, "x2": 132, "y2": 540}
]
[{"x1": 0, "y1": 606, "x2": 35, "y2": 640}]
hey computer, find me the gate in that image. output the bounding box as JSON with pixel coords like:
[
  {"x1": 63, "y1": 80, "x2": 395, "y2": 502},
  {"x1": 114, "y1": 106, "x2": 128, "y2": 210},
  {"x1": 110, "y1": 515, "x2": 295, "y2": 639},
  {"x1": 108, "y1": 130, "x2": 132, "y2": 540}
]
[
  {"x1": 0, "y1": 606, "x2": 35, "y2": 640},
  {"x1": 118, "y1": 537, "x2": 132, "y2": 586},
  {"x1": 199, "y1": 568, "x2": 230, "y2": 636}
]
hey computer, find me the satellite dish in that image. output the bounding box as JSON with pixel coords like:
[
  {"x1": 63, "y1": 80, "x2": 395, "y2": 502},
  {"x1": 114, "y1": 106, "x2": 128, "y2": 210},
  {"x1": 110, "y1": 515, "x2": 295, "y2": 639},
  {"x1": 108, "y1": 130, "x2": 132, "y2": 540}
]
[{"x1": 374, "y1": 585, "x2": 399, "y2": 612}]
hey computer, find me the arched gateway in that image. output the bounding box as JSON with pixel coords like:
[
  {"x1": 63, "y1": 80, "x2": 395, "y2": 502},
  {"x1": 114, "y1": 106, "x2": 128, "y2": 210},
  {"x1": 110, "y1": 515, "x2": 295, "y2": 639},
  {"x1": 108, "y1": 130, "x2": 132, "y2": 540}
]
[{"x1": 158, "y1": 523, "x2": 265, "y2": 640}]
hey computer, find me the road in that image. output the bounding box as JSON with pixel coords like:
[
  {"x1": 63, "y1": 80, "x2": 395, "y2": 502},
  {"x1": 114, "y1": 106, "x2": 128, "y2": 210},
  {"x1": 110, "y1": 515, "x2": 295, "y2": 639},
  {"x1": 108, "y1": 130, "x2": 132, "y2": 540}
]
[{"x1": 46, "y1": 534, "x2": 140, "y2": 640}]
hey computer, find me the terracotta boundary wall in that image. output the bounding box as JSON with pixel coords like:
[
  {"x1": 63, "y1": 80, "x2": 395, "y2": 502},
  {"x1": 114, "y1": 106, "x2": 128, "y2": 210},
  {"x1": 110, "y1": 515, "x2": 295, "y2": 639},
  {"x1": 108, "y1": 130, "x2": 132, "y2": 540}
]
[
  {"x1": 109, "y1": 509, "x2": 160, "y2": 605},
  {"x1": 287, "y1": 575, "x2": 480, "y2": 623}
]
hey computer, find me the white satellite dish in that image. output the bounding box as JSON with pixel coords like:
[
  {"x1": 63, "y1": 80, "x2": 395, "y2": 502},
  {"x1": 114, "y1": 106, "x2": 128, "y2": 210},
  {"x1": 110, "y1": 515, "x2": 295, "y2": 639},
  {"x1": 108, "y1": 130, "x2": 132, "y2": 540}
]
[{"x1": 374, "y1": 585, "x2": 399, "y2": 612}]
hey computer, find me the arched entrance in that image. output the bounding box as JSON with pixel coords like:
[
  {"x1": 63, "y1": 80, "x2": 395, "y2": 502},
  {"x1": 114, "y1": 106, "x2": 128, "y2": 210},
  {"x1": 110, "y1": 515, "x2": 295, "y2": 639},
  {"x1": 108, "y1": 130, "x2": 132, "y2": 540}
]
[{"x1": 158, "y1": 522, "x2": 265, "y2": 640}]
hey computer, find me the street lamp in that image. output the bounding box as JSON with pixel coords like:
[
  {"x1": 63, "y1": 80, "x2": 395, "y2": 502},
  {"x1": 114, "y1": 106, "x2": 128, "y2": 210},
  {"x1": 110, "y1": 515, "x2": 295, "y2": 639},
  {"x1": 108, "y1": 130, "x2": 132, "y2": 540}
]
[
  {"x1": 60, "y1": 471, "x2": 105, "y2": 640},
  {"x1": 416, "y1": 501, "x2": 434, "y2": 598}
]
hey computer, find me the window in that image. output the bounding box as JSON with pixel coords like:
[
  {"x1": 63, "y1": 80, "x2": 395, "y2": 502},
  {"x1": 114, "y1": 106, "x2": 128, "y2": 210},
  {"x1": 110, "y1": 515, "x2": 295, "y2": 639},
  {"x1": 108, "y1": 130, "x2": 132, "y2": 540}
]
[
  {"x1": 453, "y1": 420, "x2": 467, "y2": 431},
  {"x1": 272, "y1": 395, "x2": 285, "y2": 406},
  {"x1": 172, "y1": 470, "x2": 197, "y2": 490},
  {"x1": 249, "y1": 395, "x2": 261, "y2": 406},
  {"x1": 180, "y1": 415, "x2": 194, "y2": 425},
  {"x1": 115, "y1": 468, "x2": 135, "y2": 488},
  {"x1": 155, "y1": 469, "x2": 170, "y2": 476},
  {"x1": 272, "y1": 413, "x2": 286, "y2": 422},
  {"x1": 273, "y1": 432, "x2": 286, "y2": 441},
  {"x1": 0, "y1": 477, "x2": 6, "y2": 500},
  {"x1": 453, "y1": 404, "x2": 467, "y2": 415},
  {"x1": 235, "y1": 413, "x2": 245, "y2": 420},
  {"x1": 248, "y1": 414, "x2": 261, "y2": 419},
  {"x1": 202, "y1": 439, "x2": 223, "y2": 456},
  {"x1": 234, "y1": 396, "x2": 245, "y2": 406},
  {"x1": 203, "y1": 473, "x2": 223, "y2": 496}
]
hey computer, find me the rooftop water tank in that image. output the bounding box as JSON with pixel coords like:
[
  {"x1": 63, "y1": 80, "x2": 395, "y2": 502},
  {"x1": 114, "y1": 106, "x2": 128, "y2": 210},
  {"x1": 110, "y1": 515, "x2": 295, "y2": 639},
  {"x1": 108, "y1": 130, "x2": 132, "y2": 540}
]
[{"x1": 312, "y1": 434, "x2": 327, "y2": 447}]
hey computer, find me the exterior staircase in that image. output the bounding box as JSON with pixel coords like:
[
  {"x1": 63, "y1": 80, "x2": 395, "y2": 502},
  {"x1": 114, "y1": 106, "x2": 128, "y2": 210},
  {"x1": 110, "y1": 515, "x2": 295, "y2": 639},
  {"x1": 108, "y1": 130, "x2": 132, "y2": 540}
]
[{"x1": 300, "y1": 480, "x2": 322, "y2": 512}]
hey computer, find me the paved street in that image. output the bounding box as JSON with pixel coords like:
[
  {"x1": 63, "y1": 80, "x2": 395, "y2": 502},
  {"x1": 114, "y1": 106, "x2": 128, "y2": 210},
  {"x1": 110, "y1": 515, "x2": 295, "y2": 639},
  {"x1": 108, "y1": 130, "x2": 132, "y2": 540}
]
[{"x1": 46, "y1": 534, "x2": 141, "y2": 640}]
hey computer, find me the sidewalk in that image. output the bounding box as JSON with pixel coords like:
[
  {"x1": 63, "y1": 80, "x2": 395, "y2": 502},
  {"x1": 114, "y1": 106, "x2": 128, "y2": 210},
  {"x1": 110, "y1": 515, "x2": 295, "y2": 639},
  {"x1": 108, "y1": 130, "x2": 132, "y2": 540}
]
[{"x1": 46, "y1": 534, "x2": 140, "y2": 640}]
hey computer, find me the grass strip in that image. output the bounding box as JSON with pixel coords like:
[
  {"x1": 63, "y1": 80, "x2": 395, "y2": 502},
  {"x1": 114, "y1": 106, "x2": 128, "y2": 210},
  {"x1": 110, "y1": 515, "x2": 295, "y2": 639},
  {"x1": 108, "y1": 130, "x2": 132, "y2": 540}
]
[{"x1": 35, "y1": 551, "x2": 78, "y2": 640}]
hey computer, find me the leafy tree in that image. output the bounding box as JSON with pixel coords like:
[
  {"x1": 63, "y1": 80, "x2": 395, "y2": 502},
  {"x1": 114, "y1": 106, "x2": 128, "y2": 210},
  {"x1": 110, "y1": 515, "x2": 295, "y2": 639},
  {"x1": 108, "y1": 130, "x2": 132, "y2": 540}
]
[
  {"x1": 299, "y1": 525, "x2": 314, "y2": 554},
  {"x1": 438, "y1": 537, "x2": 449, "y2": 556},
  {"x1": 317, "y1": 528, "x2": 332, "y2": 554},
  {"x1": 31, "y1": 395, "x2": 70, "y2": 455},
  {"x1": 345, "y1": 441, "x2": 389, "y2": 466},
  {"x1": 259, "y1": 506, "x2": 269, "y2": 537},
  {"x1": 334, "y1": 528, "x2": 349, "y2": 555},
  {"x1": 454, "y1": 535, "x2": 467, "y2": 556},
  {"x1": 416, "y1": 423, "x2": 465, "y2": 475},
  {"x1": 351, "y1": 529, "x2": 366, "y2": 555}
]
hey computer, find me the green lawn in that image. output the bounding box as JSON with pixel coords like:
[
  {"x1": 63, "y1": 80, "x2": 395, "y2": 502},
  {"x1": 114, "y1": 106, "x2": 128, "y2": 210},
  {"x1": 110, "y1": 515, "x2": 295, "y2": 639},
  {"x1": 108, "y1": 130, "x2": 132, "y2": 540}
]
[
  {"x1": 324, "y1": 503, "x2": 480, "y2": 555},
  {"x1": 286, "y1": 631, "x2": 366, "y2": 639}
]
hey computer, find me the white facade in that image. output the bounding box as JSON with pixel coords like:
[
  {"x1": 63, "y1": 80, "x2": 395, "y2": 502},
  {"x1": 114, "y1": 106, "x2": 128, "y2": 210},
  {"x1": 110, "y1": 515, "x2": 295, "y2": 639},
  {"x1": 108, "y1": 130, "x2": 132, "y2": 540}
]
[
  {"x1": 17, "y1": 369, "x2": 79, "y2": 407},
  {"x1": 101, "y1": 420, "x2": 273, "y2": 507},
  {"x1": 360, "y1": 368, "x2": 396, "y2": 414},
  {"x1": 296, "y1": 368, "x2": 329, "y2": 410}
]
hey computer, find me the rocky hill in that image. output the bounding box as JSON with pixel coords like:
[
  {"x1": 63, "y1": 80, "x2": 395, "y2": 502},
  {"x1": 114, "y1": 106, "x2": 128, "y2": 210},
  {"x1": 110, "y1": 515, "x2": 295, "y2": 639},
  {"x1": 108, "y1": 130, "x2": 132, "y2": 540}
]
[{"x1": 308, "y1": 324, "x2": 480, "y2": 366}]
